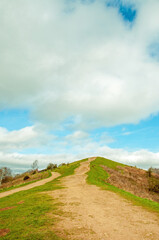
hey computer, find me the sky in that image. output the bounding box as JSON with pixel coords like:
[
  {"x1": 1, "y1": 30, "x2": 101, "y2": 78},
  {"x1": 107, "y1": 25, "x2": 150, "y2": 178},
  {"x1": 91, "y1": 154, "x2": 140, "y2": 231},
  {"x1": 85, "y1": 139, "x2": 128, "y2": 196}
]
[{"x1": 0, "y1": 0, "x2": 159, "y2": 172}]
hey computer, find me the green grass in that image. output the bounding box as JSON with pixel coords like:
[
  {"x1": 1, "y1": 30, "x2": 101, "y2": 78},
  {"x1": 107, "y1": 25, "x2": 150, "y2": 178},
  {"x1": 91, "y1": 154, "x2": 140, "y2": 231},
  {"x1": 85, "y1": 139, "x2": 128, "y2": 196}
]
[
  {"x1": 0, "y1": 171, "x2": 52, "y2": 194},
  {"x1": 55, "y1": 158, "x2": 88, "y2": 177},
  {"x1": 0, "y1": 158, "x2": 87, "y2": 240},
  {"x1": 0, "y1": 180, "x2": 62, "y2": 239},
  {"x1": 87, "y1": 156, "x2": 159, "y2": 213}
]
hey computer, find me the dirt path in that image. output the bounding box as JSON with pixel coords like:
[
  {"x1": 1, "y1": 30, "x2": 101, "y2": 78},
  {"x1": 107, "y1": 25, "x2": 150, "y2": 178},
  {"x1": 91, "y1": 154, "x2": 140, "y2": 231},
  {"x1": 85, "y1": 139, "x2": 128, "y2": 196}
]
[
  {"x1": 50, "y1": 158, "x2": 159, "y2": 240},
  {"x1": 0, "y1": 172, "x2": 60, "y2": 199}
]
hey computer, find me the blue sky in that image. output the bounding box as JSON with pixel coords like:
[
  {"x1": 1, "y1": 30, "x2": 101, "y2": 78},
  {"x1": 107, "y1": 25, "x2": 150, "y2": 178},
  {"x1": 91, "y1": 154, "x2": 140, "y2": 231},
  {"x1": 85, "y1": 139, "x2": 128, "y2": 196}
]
[
  {"x1": 1, "y1": 108, "x2": 159, "y2": 153},
  {"x1": 0, "y1": 109, "x2": 32, "y2": 131},
  {"x1": 107, "y1": 0, "x2": 137, "y2": 23},
  {"x1": 0, "y1": 0, "x2": 159, "y2": 172}
]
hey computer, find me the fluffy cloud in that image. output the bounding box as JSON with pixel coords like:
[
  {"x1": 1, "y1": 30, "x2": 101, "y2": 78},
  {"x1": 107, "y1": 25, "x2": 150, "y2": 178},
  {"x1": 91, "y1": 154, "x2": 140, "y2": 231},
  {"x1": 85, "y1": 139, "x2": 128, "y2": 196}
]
[
  {"x1": 0, "y1": 126, "x2": 54, "y2": 152},
  {"x1": 0, "y1": 152, "x2": 74, "y2": 173},
  {"x1": 1, "y1": 1, "x2": 159, "y2": 172},
  {"x1": 65, "y1": 131, "x2": 89, "y2": 141},
  {"x1": 1, "y1": 139, "x2": 159, "y2": 173},
  {"x1": 0, "y1": 124, "x2": 158, "y2": 172},
  {"x1": 0, "y1": 0, "x2": 159, "y2": 129}
]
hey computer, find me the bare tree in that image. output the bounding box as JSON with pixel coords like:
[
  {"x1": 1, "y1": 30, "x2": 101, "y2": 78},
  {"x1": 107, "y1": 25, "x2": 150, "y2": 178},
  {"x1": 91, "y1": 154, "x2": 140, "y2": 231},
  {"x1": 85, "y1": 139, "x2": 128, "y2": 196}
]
[
  {"x1": 0, "y1": 167, "x2": 12, "y2": 185},
  {"x1": 31, "y1": 160, "x2": 39, "y2": 170}
]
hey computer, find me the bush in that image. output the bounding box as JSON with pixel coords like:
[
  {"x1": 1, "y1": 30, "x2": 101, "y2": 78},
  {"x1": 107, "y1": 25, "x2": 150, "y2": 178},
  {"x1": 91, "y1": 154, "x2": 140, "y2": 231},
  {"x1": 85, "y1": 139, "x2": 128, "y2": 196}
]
[
  {"x1": 23, "y1": 175, "x2": 30, "y2": 181},
  {"x1": 0, "y1": 167, "x2": 12, "y2": 185},
  {"x1": 47, "y1": 163, "x2": 57, "y2": 170},
  {"x1": 147, "y1": 167, "x2": 152, "y2": 177},
  {"x1": 1, "y1": 176, "x2": 13, "y2": 184},
  {"x1": 59, "y1": 163, "x2": 66, "y2": 167},
  {"x1": 149, "y1": 177, "x2": 159, "y2": 193}
]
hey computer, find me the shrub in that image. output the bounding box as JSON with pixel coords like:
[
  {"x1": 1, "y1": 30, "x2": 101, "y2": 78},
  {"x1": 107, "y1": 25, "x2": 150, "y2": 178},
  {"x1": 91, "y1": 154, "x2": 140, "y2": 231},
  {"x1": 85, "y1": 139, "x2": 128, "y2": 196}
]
[
  {"x1": 47, "y1": 163, "x2": 57, "y2": 170},
  {"x1": 59, "y1": 163, "x2": 66, "y2": 167},
  {"x1": 147, "y1": 167, "x2": 152, "y2": 177},
  {"x1": 148, "y1": 177, "x2": 159, "y2": 193},
  {"x1": 1, "y1": 176, "x2": 13, "y2": 184},
  {"x1": 0, "y1": 167, "x2": 12, "y2": 185},
  {"x1": 32, "y1": 170, "x2": 37, "y2": 175},
  {"x1": 23, "y1": 175, "x2": 30, "y2": 181}
]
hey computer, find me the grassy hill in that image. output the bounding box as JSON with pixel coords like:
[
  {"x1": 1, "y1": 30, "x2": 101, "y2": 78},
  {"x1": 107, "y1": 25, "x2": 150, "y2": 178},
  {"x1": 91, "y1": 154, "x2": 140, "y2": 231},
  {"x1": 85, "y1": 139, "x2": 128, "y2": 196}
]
[{"x1": 0, "y1": 157, "x2": 159, "y2": 239}]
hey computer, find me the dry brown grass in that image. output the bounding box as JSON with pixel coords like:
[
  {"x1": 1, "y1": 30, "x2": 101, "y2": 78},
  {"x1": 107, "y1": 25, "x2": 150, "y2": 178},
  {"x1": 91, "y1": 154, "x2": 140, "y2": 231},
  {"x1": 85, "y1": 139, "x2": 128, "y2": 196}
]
[
  {"x1": 102, "y1": 165, "x2": 159, "y2": 202},
  {"x1": 0, "y1": 170, "x2": 49, "y2": 190}
]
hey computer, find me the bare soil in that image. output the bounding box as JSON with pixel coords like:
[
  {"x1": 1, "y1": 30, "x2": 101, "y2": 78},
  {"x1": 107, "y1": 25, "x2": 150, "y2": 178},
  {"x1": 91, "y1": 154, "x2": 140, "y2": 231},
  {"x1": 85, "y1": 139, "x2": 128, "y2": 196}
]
[
  {"x1": 0, "y1": 206, "x2": 16, "y2": 212},
  {"x1": 0, "y1": 172, "x2": 60, "y2": 199},
  {"x1": 49, "y1": 158, "x2": 159, "y2": 240},
  {"x1": 17, "y1": 201, "x2": 24, "y2": 204},
  {"x1": 0, "y1": 229, "x2": 10, "y2": 237}
]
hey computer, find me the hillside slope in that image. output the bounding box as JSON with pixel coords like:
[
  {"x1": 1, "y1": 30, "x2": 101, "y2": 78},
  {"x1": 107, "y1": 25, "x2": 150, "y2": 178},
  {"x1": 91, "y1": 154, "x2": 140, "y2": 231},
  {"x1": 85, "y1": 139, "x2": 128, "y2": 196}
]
[
  {"x1": 49, "y1": 157, "x2": 159, "y2": 240},
  {"x1": 88, "y1": 157, "x2": 159, "y2": 204},
  {"x1": 0, "y1": 172, "x2": 60, "y2": 199},
  {"x1": 0, "y1": 157, "x2": 159, "y2": 239}
]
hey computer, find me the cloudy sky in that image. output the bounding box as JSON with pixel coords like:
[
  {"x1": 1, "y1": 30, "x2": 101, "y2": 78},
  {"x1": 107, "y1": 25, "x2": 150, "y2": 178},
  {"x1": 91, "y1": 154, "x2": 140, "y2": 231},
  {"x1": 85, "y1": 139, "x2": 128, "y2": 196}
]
[{"x1": 0, "y1": 0, "x2": 159, "y2": 172}]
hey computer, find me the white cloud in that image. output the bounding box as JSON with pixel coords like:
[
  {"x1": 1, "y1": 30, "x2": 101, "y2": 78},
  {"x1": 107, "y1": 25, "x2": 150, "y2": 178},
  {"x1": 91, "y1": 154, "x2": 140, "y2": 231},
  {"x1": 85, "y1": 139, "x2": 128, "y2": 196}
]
[
  {"x1": 1, "y1": 140, "x2": 159, "y2": 173},
  {"x1": 65, "y1": 131, "x2": 89, "y2": 141},
  {"x1": 0, "y1": 1, "x2": 159, "y2": 172},
  {"x1": 0, "y1": 152, "x2": 77, "y2": 173},
  {"x1": 0, "y1": 0, "x2": 159, "y2": 129},
  {"x1": 96, "y1": 147, "x2": 159, "y2": 170},
  {"x1": 0, "y1": 126, "x2": 54, "y2": 152},
  {"x1": 0, "y1": 125, "x2": 158, "y2": 172}
]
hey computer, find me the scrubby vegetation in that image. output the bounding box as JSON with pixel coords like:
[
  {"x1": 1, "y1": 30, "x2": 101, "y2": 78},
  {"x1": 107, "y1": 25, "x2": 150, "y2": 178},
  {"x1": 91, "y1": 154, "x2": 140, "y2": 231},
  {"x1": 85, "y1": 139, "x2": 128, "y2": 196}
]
[
  {"x1": 23, "y1": 175, "x2": 30, "y2": 181},
  {"x1": 0, "y1": 167, "x2": 12, "y2": 185},
  {"x1": 0, "y1": 170, "x2": 51, "y2": 193},
  {"x1": 148, "y1": 176, "x2": 159, "y2": 193},
  {"x1": 87, "y1": 157, "x2": 159, "y2": 213},
  {"x1": 147, "y1": 167, "x2": 159, "y2": 194},
  {"x1": 47, "y1": 163, "x2": 57, "y2": 170}
]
